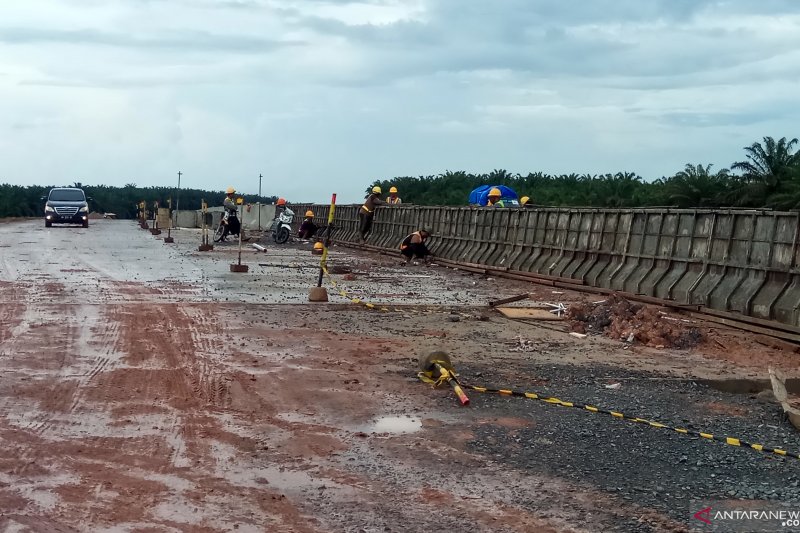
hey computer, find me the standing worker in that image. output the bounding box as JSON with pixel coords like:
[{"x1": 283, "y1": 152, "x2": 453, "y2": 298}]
[
  {"x1": 387, "y1": 187, "x2": 402, "y2": 204},
  {"x1": 486, "y1": 187, "x2": 505, "y2": 207},
  {"x1": 520, "y1": 196, "x2": 533, "y2": 207},
  {"x1": 359, "y1": 186, "x2": 386, "y2": 241},
  {"x1": 298, "y1": 210, "x2": 318, "y2": 239},
  {"x1": 400, "y1": 229, "x2": 432, "y2": 265}
]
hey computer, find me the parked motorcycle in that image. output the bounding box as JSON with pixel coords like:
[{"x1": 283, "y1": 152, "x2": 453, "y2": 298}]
[
  {"x1": 214, "y1": 211, "x2": 241, "y2": 243},
  {"x1": 271, "y1": 207, "x2": 294, "y2": 244}
]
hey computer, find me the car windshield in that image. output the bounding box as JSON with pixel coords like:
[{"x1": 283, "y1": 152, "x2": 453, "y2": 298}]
[{"x1": 49, "y1": 189, "x2": 85, "y2": 202}]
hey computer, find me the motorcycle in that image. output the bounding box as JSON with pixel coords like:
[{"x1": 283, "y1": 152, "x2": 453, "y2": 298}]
[
  {"x1": 271, "y1": 207, "x2": 294, "y2": 244},
  {"x1": 214, "y1": 210, "x2": 241, "y2": 243}
]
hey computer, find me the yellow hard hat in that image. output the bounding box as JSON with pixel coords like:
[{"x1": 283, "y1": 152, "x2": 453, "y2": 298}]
[
  {"x1": 488, "y1": 187, "x2": 502, "y2": 197},
  {"x1": 226, "y1": 186, "x2": 235, "y2": 194},
  {"x1": 389, "y1": 186, "x2": 398, "y2": 194},
  {"x1": 520, "y1": 196, "x2": 530, "y2": 205},
  {"x1": 372, "y1": 186, "x2": 382, "y2": 194},
  {"x1": 313, "y1": 242, "x2": 324, "y2": 250},
  {"x1": 305, "y1": 210, "x2": 314, "y2": 217}
]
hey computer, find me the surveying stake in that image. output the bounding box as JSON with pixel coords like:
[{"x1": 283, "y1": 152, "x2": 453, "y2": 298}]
[
  {"x1": 139, "y1": 201, "x2": 148, "y2": 229},
  {"x1": 230, "y1": 197, "x2": 248, "y2": 272},
  {"x1": 150, "y1": 200, "x2": 161, "y2": 235},
  {"x1": 309, "y1": 193, "x2": 336, "y2": 302},
  {"x1": 164, "y1": 198, "x2": 174, "y2": 243},
  {"x1": 198, "y1": 199, "x2": 213, "y2": 251}
]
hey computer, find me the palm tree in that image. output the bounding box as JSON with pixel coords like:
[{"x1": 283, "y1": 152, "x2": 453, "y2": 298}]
[
  {"x1": 729, "y1": 136, "x2": 800, "y2": 206},
  {"x1": 761, "y1": 166, "x2": 800, "y2": 209},
  {"x1": 664, "y1": 163, "x2": 729, "y2": 208},
  {"x1": 487, "y1": 169, "x2": 519, "y2": 184}
]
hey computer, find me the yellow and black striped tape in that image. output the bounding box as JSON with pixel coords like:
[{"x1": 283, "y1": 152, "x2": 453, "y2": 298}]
[
  {"x1": 322, "y1": 265, "x2": 391, "y2": 311},
  {"x1": 321, "y1": 265, "x2": 445, "y2": 316},
  {"x1": 420, "y1": 374, "x2": 800, "y2": 461}
]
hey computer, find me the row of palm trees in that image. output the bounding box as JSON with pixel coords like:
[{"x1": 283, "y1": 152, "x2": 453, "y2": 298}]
[{"x1": 371, "y1": 136, "x2": 800, "y2": 209}]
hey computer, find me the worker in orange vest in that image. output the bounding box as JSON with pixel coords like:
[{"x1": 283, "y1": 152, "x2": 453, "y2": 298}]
[
  {"x1": 400, "y1": 229, "x2": 432, "y2": 265},
  {"x1": 387, "y1": 186, "x2": 402, "y2": 204}
]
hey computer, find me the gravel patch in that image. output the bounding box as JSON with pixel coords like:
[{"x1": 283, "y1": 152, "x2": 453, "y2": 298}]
[{"x1": 459, "y1": 362, "x2": 800, "y2": 530}]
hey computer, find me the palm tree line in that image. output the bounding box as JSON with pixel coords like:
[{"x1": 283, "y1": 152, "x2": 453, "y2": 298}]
[
  {"x1": 2, "y1": 136, "x2": 799, "y2": 218},
  {"x1": 370, "y1": 136, "x2": 800, "y2": 209}
]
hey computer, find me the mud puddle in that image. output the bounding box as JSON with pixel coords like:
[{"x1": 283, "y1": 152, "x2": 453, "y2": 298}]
[{"x1": 364, "y1": 415, "x2": 423, "y2": 435}]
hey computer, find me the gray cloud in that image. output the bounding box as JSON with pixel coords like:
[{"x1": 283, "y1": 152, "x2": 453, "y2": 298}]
[
  {"x1": 0, "y1": 27, "x2": 303, "y2": 53},
  {"x1": 0, "y1": 0, "x2": 799, "y2": 202},
  {"x1": 276, "y1": 0, "x2": 800, "y2": 88}
]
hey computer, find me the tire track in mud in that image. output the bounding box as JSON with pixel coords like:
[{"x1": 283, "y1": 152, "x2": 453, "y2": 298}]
[
  {"x1": 7, "y1": 303, "x2": 125, "y2": 482},
  {"x1": 182, "y1": 305, "x2": 232, "y2": 410},
  {"x1": 0, "y1": 282, "x2": 76, "y2": 444},
  {"x1": 63, "y1": 311, "x2": 123, "y2": 425},
  {"x1": 0, "y1": 282, "x2": 26, "y2": 346}
]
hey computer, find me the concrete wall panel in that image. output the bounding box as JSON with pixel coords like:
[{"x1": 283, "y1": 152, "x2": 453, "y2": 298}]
[{"x1": 304, "y1": 203, "x2": 800, "y2": 327}]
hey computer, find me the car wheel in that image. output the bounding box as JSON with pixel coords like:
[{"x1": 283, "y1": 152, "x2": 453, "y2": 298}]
[
  {"x1": 82, "y1": 221, "x2": 89, "y2": 228},
  {"x1": 45, "y1": 220, "x2": 52, "y2": 228}
]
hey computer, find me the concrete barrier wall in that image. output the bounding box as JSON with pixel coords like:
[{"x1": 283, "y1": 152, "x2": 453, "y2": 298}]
[
  {"x1": 294, "y1": 203, "x2": 800, "y2": 328},
  {"x1": 173, "y1": 204, "x2": 276, "y2": 230}
]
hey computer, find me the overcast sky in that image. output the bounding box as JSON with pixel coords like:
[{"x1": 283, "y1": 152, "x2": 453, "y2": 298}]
[{"x1": 1, "y1": 0, "x2": 799, "y2": 203}]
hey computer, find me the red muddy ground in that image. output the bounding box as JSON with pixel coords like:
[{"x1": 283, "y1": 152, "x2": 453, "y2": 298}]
[{"x1": 0, "y1": 219, "x2": 797, "y2": 532}]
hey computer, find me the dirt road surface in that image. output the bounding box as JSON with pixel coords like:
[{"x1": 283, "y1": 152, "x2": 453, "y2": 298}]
[{"x1": 1, "y1": 219, "x2": 799, "y2": 532}]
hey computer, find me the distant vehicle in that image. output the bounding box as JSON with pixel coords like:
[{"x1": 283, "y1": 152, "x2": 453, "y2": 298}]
[{"x1": 43, "y1": 188, "x2": 90, "y2": 228}]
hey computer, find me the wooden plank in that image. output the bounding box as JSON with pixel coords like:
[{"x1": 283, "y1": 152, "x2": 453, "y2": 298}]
[
  {"x1": 489, "y1": 294, "x2": 530, "y2": 307},
  {"x1": 684, "y1": 311, "x2": 800, "y2": 344},
  {"x1": 496, "y1": 307, "x2": 564, "y2": 320}
]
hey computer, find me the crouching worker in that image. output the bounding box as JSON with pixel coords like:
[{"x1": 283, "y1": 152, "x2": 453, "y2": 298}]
[
  {"x1": 400, "y1": 229, "x2": 432, "y2": 265},
  {"x1": 298, "y1": 210, "x2": 318, "y2": 239}
]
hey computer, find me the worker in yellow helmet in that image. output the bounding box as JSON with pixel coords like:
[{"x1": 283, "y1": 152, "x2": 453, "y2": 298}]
[
  {"x1": 359, "y1": 185, "x2": 386, "y2": 241},
  {"x1": 219, "y1": 186, "x2": 241, "y2": 241},
  {"x1": 520, "y1": 195, "x2": 534, "y2": 208},
  {"x1": 486, "y1": 187, "x2": 505, "y2": 207},
  {"x1": 298, "y1": 210, "x2": 318, "y2": 239},
  {"x1": 387, "y1": 186, "x2": 402, "y2": 205}
]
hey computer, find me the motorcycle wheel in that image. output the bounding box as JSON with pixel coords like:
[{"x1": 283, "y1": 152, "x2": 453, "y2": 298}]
[
  {"x1": 213, "y1": 224, "x2": 226, "y2": 243},
  {"x1": 275, "y1": 226, "x2": 290, "y2": 244}
]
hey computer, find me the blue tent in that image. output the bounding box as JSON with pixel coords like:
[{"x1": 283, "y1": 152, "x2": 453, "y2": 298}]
[{"x1": 469, "y1": 185, "x2": 519, "y2": 207}]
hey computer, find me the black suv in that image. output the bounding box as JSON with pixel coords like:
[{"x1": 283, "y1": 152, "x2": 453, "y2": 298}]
[{"x1": 43, "y1": 188, "x2": 90, "y2": 228}]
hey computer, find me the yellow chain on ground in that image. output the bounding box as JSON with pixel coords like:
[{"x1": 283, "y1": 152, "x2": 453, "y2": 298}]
[
  {"x1": 321, "y1": 265, "x2": 443, "y2": 315},
  {"x1": 419, "y1": 375, "x2": 800, "y2": 461},
  {"x1": 322, "y1": 265, "x2": 391, "y2": 311}
]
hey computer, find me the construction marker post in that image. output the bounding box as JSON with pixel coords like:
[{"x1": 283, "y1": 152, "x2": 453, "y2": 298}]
[
  {"x1": 309, "y1": 194, "x2": 336, "y2": 302},
  {"x1": 164, "y1": 198, "x2": 174, "y2": 243},
  {"x1": 198, "y1": 199, "x2": 213, "y2": 251},
  {"x1": 140, "y1": 201, "x2": 148, "y2": 229},
  {"x1": 230, "y1": 198, "x2": 248, "y2": 272},
  {"x1": 150, "y1": 201, "x2": 161, "y2": 235}
]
